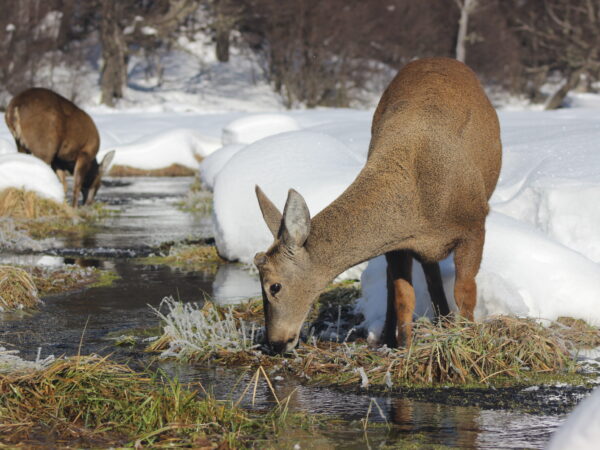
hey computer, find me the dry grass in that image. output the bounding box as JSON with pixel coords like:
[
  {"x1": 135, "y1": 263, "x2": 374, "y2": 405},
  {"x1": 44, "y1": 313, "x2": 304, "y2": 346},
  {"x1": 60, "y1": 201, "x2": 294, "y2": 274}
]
[
  {"x1": 0, "y1": 188, "x2": 112, "y2": 239},
  {"x1": 552, "y1": 317, "x2": 600, "y2": 349},
  {"x1": 109, "y1": 163, "x2": 196, "y2": 177},
  {"x1": 0, "y1": 266, "x2": 40, "y2": 311},
  {"x1": 141, "y1": 244, "x2": 224, "y2": 273},
  {"x1": 150, "y1": 298, "x2": 591, "y2": 387},
  {"x1": 0, "y1": 355, "x2": 294, "y2": 447},
  {"x1": 0, "y1": 188, "x2": 75, "y2": 220}
]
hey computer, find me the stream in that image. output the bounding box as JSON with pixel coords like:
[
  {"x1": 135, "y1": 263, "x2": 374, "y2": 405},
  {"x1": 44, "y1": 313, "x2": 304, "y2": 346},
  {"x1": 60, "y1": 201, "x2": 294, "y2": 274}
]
[{"x1": 0, "y1": 176, "x2": 568, "y2": 448}]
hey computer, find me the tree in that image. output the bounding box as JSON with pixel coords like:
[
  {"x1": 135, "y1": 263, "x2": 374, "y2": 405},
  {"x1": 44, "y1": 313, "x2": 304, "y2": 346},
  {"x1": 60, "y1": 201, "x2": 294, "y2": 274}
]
[
  {"x1": 454, "y1": 0, "x2": 479, "y2": 62},
  {"x1": 502, "y1": 0, "x2": 600, "y2": 109}
]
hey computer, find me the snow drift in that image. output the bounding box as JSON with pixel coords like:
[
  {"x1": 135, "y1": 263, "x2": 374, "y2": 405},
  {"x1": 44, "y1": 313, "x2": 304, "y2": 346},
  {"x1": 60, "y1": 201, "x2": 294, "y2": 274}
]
[
  {"x1": 221, "y1": 114, "x2": 300, "y2": 146},
  {"x1": 0, "y1": 153, "x2": 64, "y2": 202},
  {"x1": 212, "y1": 130, "x2": 363, "y2": 262},
  {"x1": 98, "y1": 128, "x2": 220, "y2": 170}
]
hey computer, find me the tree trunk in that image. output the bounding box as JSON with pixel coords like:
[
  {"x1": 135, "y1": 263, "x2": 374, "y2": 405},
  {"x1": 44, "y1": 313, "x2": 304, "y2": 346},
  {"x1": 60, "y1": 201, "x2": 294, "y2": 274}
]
[
  {"x1": 455, "y1": 0, "x2": 477, "y2": 63},
  {"x1": 215, "y1": 28, "x2": 230, "y2": 62},
  {"x1": 100, "y1": 0, "x2": 127, "y2": 107},
  {"x1": 544, "y1": 68, "x2": 584, "y2": 110}
]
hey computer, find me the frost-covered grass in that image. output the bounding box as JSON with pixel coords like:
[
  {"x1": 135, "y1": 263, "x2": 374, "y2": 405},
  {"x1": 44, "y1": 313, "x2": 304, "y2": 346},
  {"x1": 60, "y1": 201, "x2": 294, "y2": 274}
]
[
  {"x1": 0, "y1": 347, "x2": 55, "y2": 375},
  {"x1": 148, "y1": 297, "x2": 260, "y2": 361},
  {"x1": 0, "y1": 266, "x2": 40, "y2": 311},
  {"x1": 177, "y1": 176, "x2": 213, "y2": 214},
  {"x1": 0, "y1": 354, "x2": 301, "y2": 447},
  {"x1": 149, "y1": 296, "x2": 600, "y2": 388},
  {"x1": 0, "y1": 188, "x2": 114, "y2": 241}
]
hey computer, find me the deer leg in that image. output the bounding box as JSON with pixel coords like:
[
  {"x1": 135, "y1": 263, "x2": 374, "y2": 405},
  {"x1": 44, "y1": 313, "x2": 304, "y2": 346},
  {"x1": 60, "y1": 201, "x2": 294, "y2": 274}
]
[
  {"x1": 72, "y1": 156, "x2": 91, "y2": 208},
  {"x1": 382, "y1": 250, "x2": 414, "y2": 347},
  {"x1": 56, "y1": 169, "x2": 68, "y2": 195},
  {"x1": 421, "y1": 262, "x2": 450, "y2": 320},
  {"x1": 453, "y1": 229, "x2": 485, "y2": 321}
]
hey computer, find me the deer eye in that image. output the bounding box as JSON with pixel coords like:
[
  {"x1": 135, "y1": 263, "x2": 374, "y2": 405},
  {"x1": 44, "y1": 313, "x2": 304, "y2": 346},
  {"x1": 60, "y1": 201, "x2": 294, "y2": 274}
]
[{"x1": 269, "y1": 283, "x2": 282, "y2": 296}]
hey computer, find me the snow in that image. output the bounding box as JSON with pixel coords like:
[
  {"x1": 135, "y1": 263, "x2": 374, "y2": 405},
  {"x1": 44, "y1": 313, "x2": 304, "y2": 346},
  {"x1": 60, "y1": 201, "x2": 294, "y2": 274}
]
[
  {"x1": 211, "y1": 130, "x2": 363, "y2": 262},
  {"x1": 547, "y1": 387, "x2": 600, "y2": 450},
  {"x1": 97, "y1": 128, "x2": 221, "y2": 170},
  {"x1": 221, "y1": 114, "x2": 300, "y2": 145},
  {"x1": 199, "y1": 144, "x2": 245, "y2": 189},
  {"x1": 0, "y1": 153, "x2": 64, "y2": 202}
]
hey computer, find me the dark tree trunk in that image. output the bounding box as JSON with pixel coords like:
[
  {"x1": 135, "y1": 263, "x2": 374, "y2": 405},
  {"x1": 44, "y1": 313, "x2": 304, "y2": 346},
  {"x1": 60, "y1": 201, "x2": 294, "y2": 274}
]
[
  {"x1": 100, "y1": 0, "x2": 127, "y2": 107},
  {"x1": 215, "y1": 28, "x2": 230, "y2": 62},
  {"x1": 544, "y1": 68, "x2": 584, "y2": 110}
]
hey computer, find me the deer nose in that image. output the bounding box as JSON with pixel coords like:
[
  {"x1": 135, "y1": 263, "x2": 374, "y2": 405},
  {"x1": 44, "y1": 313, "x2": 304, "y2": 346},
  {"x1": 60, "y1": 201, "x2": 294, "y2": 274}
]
[{"x1": 268, "y1": 336, "x2": 297, "y2": 355}]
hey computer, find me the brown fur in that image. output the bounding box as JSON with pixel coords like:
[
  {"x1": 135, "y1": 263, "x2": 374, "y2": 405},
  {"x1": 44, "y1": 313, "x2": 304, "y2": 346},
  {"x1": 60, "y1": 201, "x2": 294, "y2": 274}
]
[
  {"x1": 255, "y1": 58, "x2": 502, "y2": 353},
  {"x1": 4, "y1": 88, "x2": 114, "y2": 207}
]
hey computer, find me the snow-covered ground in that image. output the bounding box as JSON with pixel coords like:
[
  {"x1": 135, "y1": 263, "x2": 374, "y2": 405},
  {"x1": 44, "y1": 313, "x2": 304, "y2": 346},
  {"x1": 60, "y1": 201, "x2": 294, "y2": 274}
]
[{"x1": 1, "y1": 88, "x2": 600, "y2": 336}]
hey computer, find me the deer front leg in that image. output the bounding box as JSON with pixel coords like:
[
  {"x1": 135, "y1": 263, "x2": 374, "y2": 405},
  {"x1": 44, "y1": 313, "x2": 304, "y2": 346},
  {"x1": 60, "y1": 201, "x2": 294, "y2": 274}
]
[
  {"x1": 453, "y1": 229, "x2": 485, "y2": 321},
  {"x1": 382, "y1": 250, "x2": 415, "y2": 347},
  {"x1": 72, "y1": 156, "x2": 91, "y2": 208},
  {"x1": 56, "y1": 169, "x2": 68, "y2": 196}
]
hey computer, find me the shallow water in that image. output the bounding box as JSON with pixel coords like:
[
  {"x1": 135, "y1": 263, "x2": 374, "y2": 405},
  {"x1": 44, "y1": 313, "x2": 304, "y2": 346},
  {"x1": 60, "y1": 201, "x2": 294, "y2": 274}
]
[{"x1": 0, "y1": 176, "x2": 567, "y2": 448}]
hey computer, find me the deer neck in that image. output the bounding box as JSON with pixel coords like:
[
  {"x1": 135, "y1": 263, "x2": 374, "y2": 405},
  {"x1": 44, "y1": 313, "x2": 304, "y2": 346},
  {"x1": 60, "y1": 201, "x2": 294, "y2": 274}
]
[{"x1": 305, "y1": 163, "x2": 417, "y2": 282}]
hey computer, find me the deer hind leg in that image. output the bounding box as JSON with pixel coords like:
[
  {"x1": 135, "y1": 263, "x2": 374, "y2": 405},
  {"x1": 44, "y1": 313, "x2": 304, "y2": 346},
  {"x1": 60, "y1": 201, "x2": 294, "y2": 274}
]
[
  {"x1": 72, "y1": 156, "x2": 91, "y2": 208},
  {"x1": 382, "y1": 250, "x2": 415, "y2": 348},
  {"x1": 453, "y1": 229, "x2": 485, "y2": 321},
  {"x1": 421, "y1": 262, "x2": 450, "y2": 320}
]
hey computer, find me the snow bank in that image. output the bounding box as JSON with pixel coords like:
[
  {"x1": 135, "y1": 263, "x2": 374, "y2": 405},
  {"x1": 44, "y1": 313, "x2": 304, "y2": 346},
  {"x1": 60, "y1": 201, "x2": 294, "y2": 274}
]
[
  {"x1": 97, "y1": 128, "x2": 220, "y2": 170},
  {"x1": 0, "y1": 137, "x2": 16, "y2": 155},
  {"x1": 547, "y1": 387, "x2": 600, "y2": 450},
  {"x1": 356, "y1": 212, "x2": 600, "y2": 342},
  {"x1": 212, "y1": 131, "x2": 363, "y2": 262},
  {"x1": 221, "y1": 114, "x2": 300, "y2": 145},
  {"x1": 199, "y1": 143, "x2": 245, "y2": 190},
  {"x1": 0, "y1": 153, "x2": 64, "y2": 202},
  {"x1": 493, "y1": 110, "x2": 600, "y2": 263}
]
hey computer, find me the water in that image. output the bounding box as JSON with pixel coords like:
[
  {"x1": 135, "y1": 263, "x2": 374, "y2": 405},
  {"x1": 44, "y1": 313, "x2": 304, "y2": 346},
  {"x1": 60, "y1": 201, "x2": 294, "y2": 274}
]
[{"x1": 0, "y1": 176, "x2": 566, "y2": 448}]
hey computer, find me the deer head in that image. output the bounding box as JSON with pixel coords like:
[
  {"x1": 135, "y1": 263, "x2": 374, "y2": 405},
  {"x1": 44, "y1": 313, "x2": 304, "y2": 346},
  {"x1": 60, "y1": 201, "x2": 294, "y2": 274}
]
[
  {"x1": 254, "y1": 186, "x2": 329, "y2": 354},
  {"x1": 83, "y1": 150, "x2": 115, "y2": 205}
]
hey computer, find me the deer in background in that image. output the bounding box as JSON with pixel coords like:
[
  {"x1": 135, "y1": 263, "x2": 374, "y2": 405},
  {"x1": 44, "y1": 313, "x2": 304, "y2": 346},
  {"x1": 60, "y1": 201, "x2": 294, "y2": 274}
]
[
  {"x1": 254, "y1": 58, "x2": 502, "y2": 353},
  {"x1": 5, "y1": 88, "x2": 115, "y2": 207}
]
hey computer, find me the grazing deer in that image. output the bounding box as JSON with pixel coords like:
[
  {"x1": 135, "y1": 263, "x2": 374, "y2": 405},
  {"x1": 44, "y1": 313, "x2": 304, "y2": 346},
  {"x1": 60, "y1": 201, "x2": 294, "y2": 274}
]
[
  {"x1": 254, "y1": 58, "x2": 502, "y2": 353},
  {"x1": 5, "y1": 88, "x2": 115, "y2": 207}
]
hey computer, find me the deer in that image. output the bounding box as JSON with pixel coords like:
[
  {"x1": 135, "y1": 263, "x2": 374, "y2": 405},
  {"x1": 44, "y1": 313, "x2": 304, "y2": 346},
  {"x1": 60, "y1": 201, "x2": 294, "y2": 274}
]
[
  {"x1": 253, "y1": 58, "x2": 502, "y2": 354},
  {"x1": 4, "y1": 88, "x2": 115, "y2": 207}
]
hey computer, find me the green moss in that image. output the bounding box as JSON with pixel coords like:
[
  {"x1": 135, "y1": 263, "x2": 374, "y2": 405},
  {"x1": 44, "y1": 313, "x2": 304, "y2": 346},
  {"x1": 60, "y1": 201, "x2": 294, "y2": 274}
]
[{"x1": 89, "y1": 269, "x2": 120, "y2": 288}]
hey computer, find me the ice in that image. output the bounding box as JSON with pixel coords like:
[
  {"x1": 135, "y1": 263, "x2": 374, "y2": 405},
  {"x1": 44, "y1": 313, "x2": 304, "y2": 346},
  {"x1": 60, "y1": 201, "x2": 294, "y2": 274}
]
[
  {"x1": 221, "y1": 114, "x2": 300, "y2": 145},
  {"x1": 0, "y1": 153, "x2": 64, "y2": 202}
]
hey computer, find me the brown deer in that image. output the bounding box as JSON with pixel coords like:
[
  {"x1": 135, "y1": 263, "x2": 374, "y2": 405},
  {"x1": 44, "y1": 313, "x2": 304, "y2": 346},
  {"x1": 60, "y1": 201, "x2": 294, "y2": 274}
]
[
  {"x1": 5, "y1": 88, "x2": 115, "y2": 207},
  {"x1": 254, "y1": 58, "x2": 502, "y2": 353}
]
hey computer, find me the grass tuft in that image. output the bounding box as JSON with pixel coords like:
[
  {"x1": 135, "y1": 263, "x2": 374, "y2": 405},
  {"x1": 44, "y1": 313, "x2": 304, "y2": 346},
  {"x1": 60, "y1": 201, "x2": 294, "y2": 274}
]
[
  {"x1": 141, "y1": 243, "x2": 224, "y2": 273},
  {"x1": 109, "y1": 163, "x2": 196, "y2": 177},
  {"x1": 148, "y1": 297, "x2": 260, "y2": 361},
  {"x1": 0, "y1": 354, "x2": 295, "y2": 447},
  {"x1": 150, "y1": 297, "x2": 593, "y2": 387},
  {"x1": 0, "y1": 265, "x2": 40, "y2": 311},
  {"x1": 0, "y1": 188, "x2": 114, "y2": 240}
]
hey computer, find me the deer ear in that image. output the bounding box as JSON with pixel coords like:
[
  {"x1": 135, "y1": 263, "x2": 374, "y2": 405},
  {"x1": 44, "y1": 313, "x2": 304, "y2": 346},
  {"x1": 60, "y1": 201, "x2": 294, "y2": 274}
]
[
  {"x1": 99, "y1": 150, "x2": 115, "y2": 176},
  {"x1": 256, "y1": 185, "x2": 282, "y2": 238},
  {"x1": 282, "y1": 189, "x2": 310, "y2": 248}
]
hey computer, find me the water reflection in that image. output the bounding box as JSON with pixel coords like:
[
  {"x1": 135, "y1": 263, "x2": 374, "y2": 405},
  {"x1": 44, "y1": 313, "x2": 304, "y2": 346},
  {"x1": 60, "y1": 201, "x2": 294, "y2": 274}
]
[{"x1": 212, "y1": 264, "x2": 261, "y2": 305}]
